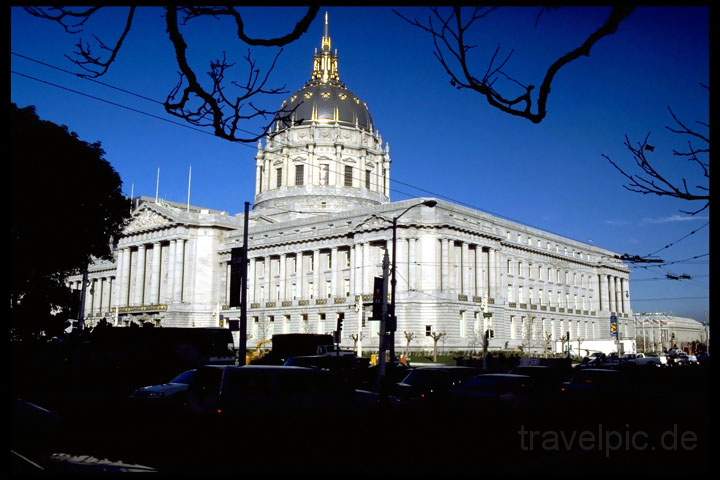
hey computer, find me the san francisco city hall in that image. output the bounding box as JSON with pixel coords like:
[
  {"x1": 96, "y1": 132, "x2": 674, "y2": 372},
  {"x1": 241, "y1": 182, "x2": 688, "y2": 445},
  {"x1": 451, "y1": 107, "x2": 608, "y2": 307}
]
[{"x1": 67, "y1": 16, "x2": 633, "y2": 354}]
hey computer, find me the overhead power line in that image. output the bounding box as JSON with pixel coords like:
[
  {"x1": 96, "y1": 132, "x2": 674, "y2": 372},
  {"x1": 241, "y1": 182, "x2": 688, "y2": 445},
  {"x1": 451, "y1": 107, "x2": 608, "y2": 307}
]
[
  {"x1": 633, "y1": 253, "x2": 709, "y2": 269},
  {"x1": 12, "y1": 51, "x2": 625, "y2": 245},
  {"x1": 645, "y1": 222, "x2": 709, "y2": 258}
]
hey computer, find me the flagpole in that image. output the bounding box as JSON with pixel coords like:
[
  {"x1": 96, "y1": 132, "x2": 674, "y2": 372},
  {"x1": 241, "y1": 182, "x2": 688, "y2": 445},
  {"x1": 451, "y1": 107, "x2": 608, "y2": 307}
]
[
  {"x1": 130, "y1": 182, "x2": 134, "y2": 212},
  {"x1": 186, "y1": 164, "x2": 192, "y2": 212},
  {"x1": 155, "y1": 167, "x2": 160, "y2": 203}
]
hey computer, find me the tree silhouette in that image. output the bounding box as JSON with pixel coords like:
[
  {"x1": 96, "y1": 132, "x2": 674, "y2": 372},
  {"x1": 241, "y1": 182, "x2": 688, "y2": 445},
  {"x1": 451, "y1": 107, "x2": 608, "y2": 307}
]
[
  {"x1": 25, "y1": 6, "x2": 320, "y2": 142},
  {"x1": 11, "y1": 104, "x2": 131, "y2": 336},
  {"x1": 395, "y1": 6, "x2": 634, "y2": 123},
  {"x1": 403, "y1": 330, "x2": 415, "y2": 357},
  {"x1": 429, "y1": 331, "x2": 446, "y2": 362},
  {"x1": 602, "y1": 87, "x2": 710, "y2": 215}
]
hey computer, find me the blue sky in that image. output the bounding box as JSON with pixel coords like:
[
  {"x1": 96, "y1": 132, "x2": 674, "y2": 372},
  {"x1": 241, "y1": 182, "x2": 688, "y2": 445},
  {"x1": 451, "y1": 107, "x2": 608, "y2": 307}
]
[{"x1": 11, "y1": 7, "x2": 709, "y2": 322}]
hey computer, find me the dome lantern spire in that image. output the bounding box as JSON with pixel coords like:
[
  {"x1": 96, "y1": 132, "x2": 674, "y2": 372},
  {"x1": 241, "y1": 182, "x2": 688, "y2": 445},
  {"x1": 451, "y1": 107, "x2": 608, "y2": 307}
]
[{"x1": 311, "y1": 11, "x2": 340, "y2": 85}]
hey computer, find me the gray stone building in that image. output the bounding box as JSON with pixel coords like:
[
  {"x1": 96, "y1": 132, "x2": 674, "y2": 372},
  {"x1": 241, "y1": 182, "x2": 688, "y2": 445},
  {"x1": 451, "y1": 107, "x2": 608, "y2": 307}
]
[{"x1": 67, "y1": 15, "x2": 633, "y2": 353}]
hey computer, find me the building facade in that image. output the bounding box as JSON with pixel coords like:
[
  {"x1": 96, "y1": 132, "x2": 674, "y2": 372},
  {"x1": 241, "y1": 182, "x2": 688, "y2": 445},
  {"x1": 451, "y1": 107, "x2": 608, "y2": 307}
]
[{"x1": 68, "y1": 15, "x2": 634, "y2": 353}]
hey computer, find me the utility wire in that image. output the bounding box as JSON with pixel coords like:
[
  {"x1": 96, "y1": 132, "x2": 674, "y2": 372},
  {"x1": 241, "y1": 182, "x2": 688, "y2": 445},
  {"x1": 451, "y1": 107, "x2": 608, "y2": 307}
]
[
  {"x1": 645, "y1": 222, "x2": 709, "y2": 258},
  {"x1": 12, "y1": 51, "x2": 621, "y2": 245},
  {"x1": 633, "y1": 253, "x2": 709, "y2": 269}
]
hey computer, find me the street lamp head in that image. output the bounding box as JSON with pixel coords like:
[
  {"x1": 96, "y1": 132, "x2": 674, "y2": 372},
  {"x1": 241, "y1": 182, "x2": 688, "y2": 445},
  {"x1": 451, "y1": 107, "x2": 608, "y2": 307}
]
[{"x1": 422, "y1": 200, "x2": 438, "y2": 208}]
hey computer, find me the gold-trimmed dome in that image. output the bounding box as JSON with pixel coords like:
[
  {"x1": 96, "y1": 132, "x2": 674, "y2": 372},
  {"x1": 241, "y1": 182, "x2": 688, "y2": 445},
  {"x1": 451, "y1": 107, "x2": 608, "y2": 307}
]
[{"x1": 275, "y1": 12, "x2": 374, "y2": 131}]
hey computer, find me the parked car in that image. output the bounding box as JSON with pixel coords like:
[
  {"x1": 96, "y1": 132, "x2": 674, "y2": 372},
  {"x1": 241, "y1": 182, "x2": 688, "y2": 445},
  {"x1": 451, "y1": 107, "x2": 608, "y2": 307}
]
[
  {"x1": 392, "y1": 366, "x2": 477, "y2": 408},
  {"x1": 184, "y1": 365, "x2": 354, "y2": 425},
  {"x1": 560, "y1": 368, "x2": 633, "y2": 402},
  {"x1": 130, "y1": 369, "x2": 198, "y2": 401},
  {"x1": 450, "y1": 373, "x2": 534, "y2": 417},
  {"x1": 510, "y1": 365, "x2": 572, "y2": 398}
]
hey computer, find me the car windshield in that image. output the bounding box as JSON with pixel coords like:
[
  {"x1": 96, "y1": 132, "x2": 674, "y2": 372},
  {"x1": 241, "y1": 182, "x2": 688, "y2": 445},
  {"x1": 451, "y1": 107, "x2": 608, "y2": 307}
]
[{"x1": 170, "y1": 369, "x2": 197, "y2": 384}]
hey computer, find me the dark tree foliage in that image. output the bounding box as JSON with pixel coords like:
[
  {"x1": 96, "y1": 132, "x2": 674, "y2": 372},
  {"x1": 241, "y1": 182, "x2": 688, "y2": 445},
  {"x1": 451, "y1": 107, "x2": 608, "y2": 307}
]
[{"x1": 11, "y1": 104, "x2": 131, "y2": 336}]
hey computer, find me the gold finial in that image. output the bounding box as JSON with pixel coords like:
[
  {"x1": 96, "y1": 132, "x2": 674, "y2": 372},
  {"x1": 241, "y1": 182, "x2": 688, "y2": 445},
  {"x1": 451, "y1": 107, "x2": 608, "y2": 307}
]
[{"x1": 311, "y1": 11, "x2": 340, "y2": 84}]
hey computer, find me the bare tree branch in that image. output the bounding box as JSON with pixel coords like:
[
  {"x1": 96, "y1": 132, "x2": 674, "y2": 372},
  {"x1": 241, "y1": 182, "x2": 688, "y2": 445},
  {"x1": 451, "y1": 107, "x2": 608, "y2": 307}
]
[
  {"x1": 395, "y1": 6, "x2": 635, "y2": 123},
  {"x1": 603, "y1": 94, "x2": 709, "y2": 215},
  {"x1": 25, "y1": 6, "x2": 319, "y2": 142}
]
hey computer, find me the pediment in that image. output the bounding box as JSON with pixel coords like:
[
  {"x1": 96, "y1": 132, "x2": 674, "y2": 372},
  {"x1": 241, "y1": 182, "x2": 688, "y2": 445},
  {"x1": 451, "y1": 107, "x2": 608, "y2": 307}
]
[
  {"x1": 357, "y1": 215, "x2": 391, "y2": 231},
  {"x1": 125, "y1": 206, "x2": 174, "y2": 233}
]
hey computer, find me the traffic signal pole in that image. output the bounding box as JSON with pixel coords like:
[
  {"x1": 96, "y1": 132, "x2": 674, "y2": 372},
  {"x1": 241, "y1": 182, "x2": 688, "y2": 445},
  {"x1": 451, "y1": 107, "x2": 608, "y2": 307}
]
[{"x1": 238, "y1": 201, "x2": 249, "y2": 365}]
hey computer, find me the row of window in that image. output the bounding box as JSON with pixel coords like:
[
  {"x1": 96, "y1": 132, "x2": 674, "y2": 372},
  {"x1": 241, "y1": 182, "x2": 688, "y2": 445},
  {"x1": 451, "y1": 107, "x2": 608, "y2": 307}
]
[
  {"x1": 260, "y1": 164, "x2": 387, "y2": 193},
  {"x1": 505, "y1": 233, "x2": 593, "y2": 261},
  {"x1": 508, "y1": 316, "x2": 598, "y2": 341},
  {"x1": 506, "y1": 285, "x2": 593, "y2": 310},
  {"x1": 507, "y1": 260, "x2": 595, "y2": 288}
]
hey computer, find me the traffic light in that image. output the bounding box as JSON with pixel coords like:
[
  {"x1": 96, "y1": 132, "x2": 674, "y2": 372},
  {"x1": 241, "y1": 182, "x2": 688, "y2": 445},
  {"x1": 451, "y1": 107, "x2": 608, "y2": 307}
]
[{"x1": 334, "y1": 313, "x2": 344, "y2": 344}]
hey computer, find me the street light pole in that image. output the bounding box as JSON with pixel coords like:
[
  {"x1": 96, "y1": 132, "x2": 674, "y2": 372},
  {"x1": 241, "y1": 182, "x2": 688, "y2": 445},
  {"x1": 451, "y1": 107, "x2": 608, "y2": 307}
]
[
  {"x1": 389, "y1": 216, "x2": 398, "y2": 362},
  {"x1": 388, "y1": 199, "x2": 437, "y2": 365}
]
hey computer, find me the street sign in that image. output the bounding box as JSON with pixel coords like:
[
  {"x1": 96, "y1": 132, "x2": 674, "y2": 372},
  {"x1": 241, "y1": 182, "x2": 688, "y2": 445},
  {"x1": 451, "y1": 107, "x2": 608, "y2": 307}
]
[
  {"x1": 610, "y1": 314, "x2": 618, "y2": 337},
  {"x1": 483, "y1": 312, "x2": 493, "y2": 318}
]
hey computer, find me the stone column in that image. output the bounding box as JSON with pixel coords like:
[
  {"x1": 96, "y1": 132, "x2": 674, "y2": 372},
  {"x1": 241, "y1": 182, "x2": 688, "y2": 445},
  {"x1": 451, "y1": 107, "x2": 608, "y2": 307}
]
[
  {"x1": 608, "y1": 275, "x2": 616, "y2": 313},
  {"x1": 461, "y1": 242, "x2": 470, "y2": 295},
  {"x1": 599, "y1": 273, "x2": 608, "y2": 312},
  {"x1": 113, "y1": 250, "x2": 123, "y2": 308},
  {"x1": 616, "y1": 277, "x2": 622, "y2": 314},
  {"x1": 107, "y1": 277, "x2": 113, "y2": 312},
  {"x1": 248, "y1": 258, "x2": 256, "y2": 303},
  {"x1": 408, "y1": 238, "x2": 417, "y2": 291},
  {"x1": 173, "y1": 239, "x2": 185, "y2": 303},
  {"x1": 279, "y1": 253, "x2": 287, "y2": 301},
  {"x1": 255, "y1": 162, "x2": 262, "y2": 195},
  {"x1": 225, "y1": 262, "x2": 231, "y2": 305},
  {"x1": 122, "y1": 248, "x2": 132, "y2": 306},
  {"x1": 331, "y1": 247, "x2": 339, "y2": 298},
  {"x1": 133, "y1": 244, "x2": 146, "y2": 305},
  {"x1": 349, "y1": 247, "x2": 356, "y2": 297},
  {"x1": 97, "y1": 278, "x2": 104, "y2": 313},
  {"x1": 441, "y1": 238, "x2": 449, "y2": 292},
  {"x1": 489, "y1": 248, "x2": 497, "y2": 301},
  {"x1": 362, "y1": 242, "x2": 370, "y2": 293},
  {"x1": 397, "y1": 238, "x2": 408, "y2": 292},
  {"x1": 166, "y1": 241, "x2": 176, "y2": 303},
  {"x1": 475, "y1": 246, "x2": 483, "y2": 297},
  {"x1": 313, "y1": 250, "x2": 320, "y2": 299},
  {"x1": 86, "y1": 279, "x2": 95, "y2": 314},
  {"x1": 296, "y1": 253, "x2": 304, "y2": 299},
  {"x1": 265, "y1": 257, "x2": 272, "y2": 302},
  {"x1": 149, "y1": 242, "x2": 161, "y2": 304}
]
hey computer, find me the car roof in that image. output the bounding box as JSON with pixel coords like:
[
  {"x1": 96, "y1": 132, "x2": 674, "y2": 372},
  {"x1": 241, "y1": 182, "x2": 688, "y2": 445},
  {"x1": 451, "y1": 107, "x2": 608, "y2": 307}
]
[
  {"x1": 476, "y1": 373, "x2": 530, "y2": 379},
  {"x1": 577, "y1": 368, "x2": 619, "y2": 374}
]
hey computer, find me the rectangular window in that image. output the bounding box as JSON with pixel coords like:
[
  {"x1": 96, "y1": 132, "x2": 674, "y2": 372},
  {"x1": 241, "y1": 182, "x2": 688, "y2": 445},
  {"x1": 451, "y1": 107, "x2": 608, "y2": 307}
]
[
  {"x1": 459, "y1": 311, "x2": 466, "y2": 338},
  {"x1": 320, "y1": 164, "x2": 329, "y2": 186},
  {"x1": 344, "y1": 165, "x2": 353, "y2": 187},
  {"x1": 325, "y1": 280, "x2": 332, "y2": 298},
  {"x1": 425, "y1": 325, "x2": 432, "y2": 337},
  {"x1": 365, "y1": 169, "x2": 371, "y2": 189},
  {"x1": 382, "y1": 169, "x2": 387, "y2": 195},
  {"x1": 295, "y1": 164, "x2": 304, "y2": 186},
  {"x1": 276, "y1": 168, "x2": 282, "y2": 188}
]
